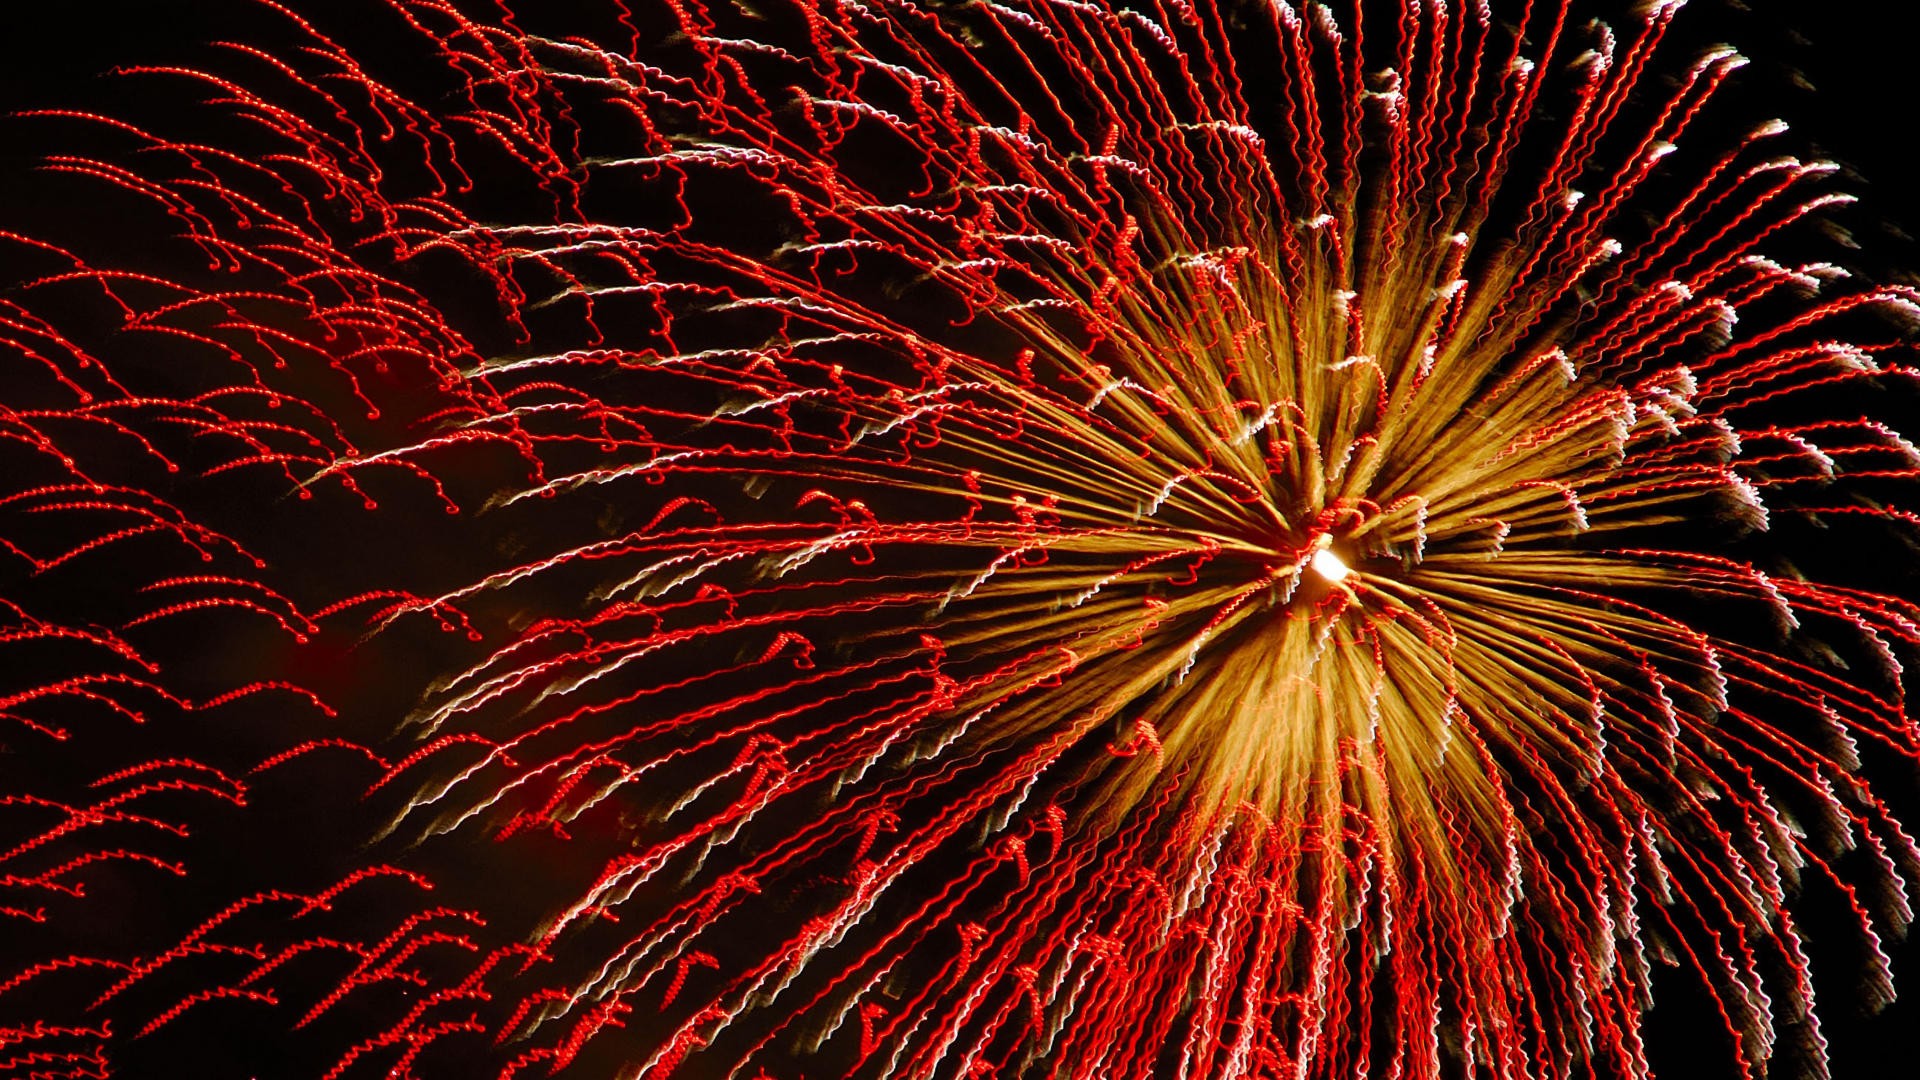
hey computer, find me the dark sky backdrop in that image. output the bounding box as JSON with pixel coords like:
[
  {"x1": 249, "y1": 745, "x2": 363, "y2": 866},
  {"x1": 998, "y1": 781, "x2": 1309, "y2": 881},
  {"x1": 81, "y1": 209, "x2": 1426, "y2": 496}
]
[{"x1": 1, "y1": 1, "x2": 1917, "y2": 1076}]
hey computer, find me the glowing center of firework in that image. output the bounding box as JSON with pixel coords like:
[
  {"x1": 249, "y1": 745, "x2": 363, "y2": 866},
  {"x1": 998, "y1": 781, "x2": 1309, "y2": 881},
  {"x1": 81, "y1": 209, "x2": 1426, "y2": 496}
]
[{"x1": 1308, "y1": 542, "x2": 1352, "y2": 584}]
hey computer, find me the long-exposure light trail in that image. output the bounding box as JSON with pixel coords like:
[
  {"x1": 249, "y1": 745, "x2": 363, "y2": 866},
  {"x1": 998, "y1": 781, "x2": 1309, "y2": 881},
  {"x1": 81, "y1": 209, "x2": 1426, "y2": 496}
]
[{"x1": 2, "y1": 1, "x2": 1917, "y2": 1077}]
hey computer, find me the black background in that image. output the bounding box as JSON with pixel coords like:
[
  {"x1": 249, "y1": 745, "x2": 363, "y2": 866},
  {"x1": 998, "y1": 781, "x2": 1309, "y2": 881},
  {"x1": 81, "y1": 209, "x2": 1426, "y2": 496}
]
[{"x1": 1, "y1": 1, "x2": 1916, "y2": 1076}]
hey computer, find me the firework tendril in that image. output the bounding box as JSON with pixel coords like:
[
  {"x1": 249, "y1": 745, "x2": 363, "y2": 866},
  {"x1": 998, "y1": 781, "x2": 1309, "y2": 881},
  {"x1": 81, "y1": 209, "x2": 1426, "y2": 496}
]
[{"x1": 2, "y1": 1, "x2": 1917, "y2": 1077}]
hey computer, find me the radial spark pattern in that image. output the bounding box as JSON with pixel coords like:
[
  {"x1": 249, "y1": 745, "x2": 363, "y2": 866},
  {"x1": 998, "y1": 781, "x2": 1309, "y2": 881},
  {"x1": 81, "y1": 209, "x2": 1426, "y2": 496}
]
[{"x1": 2, "y1": 1, "x2": 1918, "y2": 1077}]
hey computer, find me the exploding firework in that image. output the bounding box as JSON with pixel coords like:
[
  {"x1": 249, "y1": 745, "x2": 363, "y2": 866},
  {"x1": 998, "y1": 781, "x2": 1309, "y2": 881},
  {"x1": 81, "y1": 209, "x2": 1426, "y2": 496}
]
[{"x1": 2, "y1": 0, "x2": 1917, "y2": 1077}]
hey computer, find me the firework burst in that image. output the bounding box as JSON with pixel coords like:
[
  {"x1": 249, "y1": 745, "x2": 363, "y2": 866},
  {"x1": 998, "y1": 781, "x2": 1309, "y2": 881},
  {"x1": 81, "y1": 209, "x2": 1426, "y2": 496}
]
[{"x1": 2, "y1": 0, "x2": 1917, "y2": 1077}]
